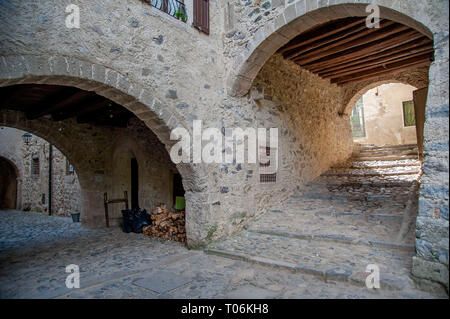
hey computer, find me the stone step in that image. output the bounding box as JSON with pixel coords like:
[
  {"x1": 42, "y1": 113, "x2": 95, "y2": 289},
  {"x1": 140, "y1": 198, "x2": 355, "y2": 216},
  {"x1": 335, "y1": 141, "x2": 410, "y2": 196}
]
[
  {"x1": 283, "y1": 201, "x2": 406, "y2": 215},
  {"x1": 357, "y1": 150, "x2": 418, "y2": 157},
  {"x1": 206, "y1": 231, "x2": 415, "y2": 291},
  {"x1": 333, "y1": 162, "x2": 420, "y2": 170},
  {"x1": 247, "y1": 228, "x2": 415, "y2": 252},
  {"x1": 354, "y1": 155, "x2": 419, "y2": 162},
  {"x1": 314, "y1": 173, "x2": 419, "y2": 184},
  {"x1": 323, "y1": 169, "x2": 420, "y2": 177},
  {"x1": 313, "y1": 211, "x2": 404, "y2": 220},
  {"x1": 357, "y1": 144, "x2": 418, "y2": 151},
  {"x1": 307, "y1": 181, "x2": 413, "y2": 188},
  {"x1": 252, "y1": 209, "x2": 407, "y2": 243},
  {"x1": 299, "y1": 193, "x2": 409, "y2": 202}
]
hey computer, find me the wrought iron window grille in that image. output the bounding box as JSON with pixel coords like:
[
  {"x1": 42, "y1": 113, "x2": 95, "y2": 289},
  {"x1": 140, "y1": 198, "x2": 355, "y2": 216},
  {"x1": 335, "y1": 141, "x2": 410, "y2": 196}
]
[{"x1": 142, "y1": 0, "x2": 187, "y2": 22}]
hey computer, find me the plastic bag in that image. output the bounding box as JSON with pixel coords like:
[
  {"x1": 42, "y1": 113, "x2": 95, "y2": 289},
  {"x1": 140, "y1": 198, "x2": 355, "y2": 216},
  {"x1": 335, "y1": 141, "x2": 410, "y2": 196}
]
[{"x1": 121, "y1": 208, "x2": 151, "y2": 233}]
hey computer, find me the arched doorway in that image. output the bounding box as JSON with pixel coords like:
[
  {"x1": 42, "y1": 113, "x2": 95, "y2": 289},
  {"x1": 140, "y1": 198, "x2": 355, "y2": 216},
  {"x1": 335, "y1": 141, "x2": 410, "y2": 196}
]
[
  {"x1": 350, "y1": 83, "x2": 419, "y2": 146},
  {"x1": 229, "y1": 4, "x2": 434, "y2": 96},
  {"x1": 0, "y1": 76, "x2": 206, "y2": 247},
  {"x1": 222, "y1": 2, "x2": 447, "y2": 291},
  {"x1": 0, "y1": 156, "x2": 18, "y2": 209}
]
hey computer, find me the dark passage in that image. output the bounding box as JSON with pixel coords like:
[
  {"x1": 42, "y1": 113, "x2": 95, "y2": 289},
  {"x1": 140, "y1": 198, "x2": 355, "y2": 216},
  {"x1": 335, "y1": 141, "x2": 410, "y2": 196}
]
[
  {"x1": 173, "y1": 173, "x2": 184, "y2": 205},
  {"x1": 131, "y1": 157, "x2": 139, "y2": 209},
  {"x1": 0, "y1": 157, "x2": 17, "y2": 209}
]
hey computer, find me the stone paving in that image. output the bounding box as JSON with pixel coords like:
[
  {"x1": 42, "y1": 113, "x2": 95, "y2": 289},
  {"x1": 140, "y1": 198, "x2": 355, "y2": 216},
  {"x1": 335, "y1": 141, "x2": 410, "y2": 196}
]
[
  {"x1": 207, "y1": 145, "x2": 448, "y2": 297},
  {"x1": 0, "y1": 209, "x2": 445, "y2": 299}
]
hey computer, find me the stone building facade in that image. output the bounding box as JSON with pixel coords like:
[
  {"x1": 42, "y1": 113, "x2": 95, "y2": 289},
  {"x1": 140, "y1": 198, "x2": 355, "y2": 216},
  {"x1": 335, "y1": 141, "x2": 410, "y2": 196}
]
[
  {"x1": 0, "y1": 0, "x2": 448, "y2": 290},
  {"x1": 353, "y1": 83, "x2": 419, "y2": 146},
  {"x1": 0, "y1": 126, "x2": 82, "y2": 216}
]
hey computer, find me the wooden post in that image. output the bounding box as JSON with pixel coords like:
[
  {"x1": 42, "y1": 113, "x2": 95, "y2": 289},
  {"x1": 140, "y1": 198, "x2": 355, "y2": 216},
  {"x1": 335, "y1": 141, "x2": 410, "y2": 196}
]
[
  {"x1": 104, "y1": 192, "x2": 109, "y2": 228},
  {"x1": 124, "y1": 191, "x2": 129, "y2": 210}
]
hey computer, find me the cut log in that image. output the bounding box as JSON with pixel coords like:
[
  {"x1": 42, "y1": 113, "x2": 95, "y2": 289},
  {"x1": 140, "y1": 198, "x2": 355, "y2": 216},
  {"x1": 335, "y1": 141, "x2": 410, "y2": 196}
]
[{"x1": 143, "y1": 204, "x2": 186, "y2": 243}]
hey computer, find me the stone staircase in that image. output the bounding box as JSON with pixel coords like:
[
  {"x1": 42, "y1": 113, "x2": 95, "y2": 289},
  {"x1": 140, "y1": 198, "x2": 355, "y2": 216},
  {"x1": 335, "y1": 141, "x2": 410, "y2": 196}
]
[{"x1": 206, "y1": 144, "x2": 424, "y2": 292}]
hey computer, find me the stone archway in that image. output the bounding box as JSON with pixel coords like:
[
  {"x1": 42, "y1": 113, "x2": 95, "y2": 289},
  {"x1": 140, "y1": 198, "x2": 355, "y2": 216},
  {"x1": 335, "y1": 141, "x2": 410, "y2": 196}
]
[
  {"x1": 0, "y1": 156, "x2": 19, "y2": 209},
  {"x1": 228, "y1": 2, "x2": 436, "y2": 97},
  {"x1": 227, "y1": 2, "x2": 448, "y2": 290},
  {"x1": 341, "y1": 67, "x2": 430, "y2": 116},
  {"x1": 0, "y1": 55, "x2": 210, "y2": 247}
]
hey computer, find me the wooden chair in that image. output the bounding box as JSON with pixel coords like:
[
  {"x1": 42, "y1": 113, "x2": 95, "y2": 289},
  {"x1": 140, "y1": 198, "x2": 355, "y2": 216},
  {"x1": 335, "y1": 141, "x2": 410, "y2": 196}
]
[{"x1": 103, "y1": 191, "x2": 128, "y2": 228}]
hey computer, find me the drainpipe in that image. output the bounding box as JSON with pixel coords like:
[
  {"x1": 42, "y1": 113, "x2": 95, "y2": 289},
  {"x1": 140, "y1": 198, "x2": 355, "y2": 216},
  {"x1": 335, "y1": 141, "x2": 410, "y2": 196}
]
[{"x1": 48, "y1": 143, "x2": 52, "y2": 216}]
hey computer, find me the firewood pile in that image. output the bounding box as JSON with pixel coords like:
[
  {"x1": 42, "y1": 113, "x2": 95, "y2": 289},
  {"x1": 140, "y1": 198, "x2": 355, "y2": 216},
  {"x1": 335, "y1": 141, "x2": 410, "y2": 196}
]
[{"x1": 142, "y1": 204, "x2": 186, "y2": 243}]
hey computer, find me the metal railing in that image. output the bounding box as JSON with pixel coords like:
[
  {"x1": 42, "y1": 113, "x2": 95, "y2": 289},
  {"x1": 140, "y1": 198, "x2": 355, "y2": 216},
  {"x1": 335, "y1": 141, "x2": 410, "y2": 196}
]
[{"x1": 145, "y1": 0, "x2": 187, "y2": 22}]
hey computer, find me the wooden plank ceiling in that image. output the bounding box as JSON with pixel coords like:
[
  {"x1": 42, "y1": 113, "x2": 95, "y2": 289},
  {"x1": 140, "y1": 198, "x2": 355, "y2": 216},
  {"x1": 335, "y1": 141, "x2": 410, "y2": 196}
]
[
  {"x1": 0, "y1": 84, "x2": 135, "y2": 127},
  {"x1": 278, "y1": 17, "x2": 434, "y2": 85}
]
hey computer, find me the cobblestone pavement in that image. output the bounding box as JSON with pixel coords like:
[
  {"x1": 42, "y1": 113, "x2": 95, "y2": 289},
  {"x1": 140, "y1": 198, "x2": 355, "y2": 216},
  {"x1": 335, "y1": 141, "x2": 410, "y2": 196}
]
[
  {"x1": 207, "y1": 145, "x2": 448, "y2": 298},
  {"x1": 0, "y1": 209, "x2": 445, "y2": 299}
]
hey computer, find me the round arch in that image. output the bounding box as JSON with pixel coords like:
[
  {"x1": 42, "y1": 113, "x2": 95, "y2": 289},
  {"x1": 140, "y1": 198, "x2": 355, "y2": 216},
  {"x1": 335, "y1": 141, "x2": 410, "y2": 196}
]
[
  {"x1": 342, "y1": 73, "x2": 427, "y2": 116},
  {"x1": 225, "y1": 1, "x2": 448, "y2": 289},
  {"x1": 229, "y1": 2, "x2": 435, "y2": 96},
  {"x1": 0, "y1": 55, "x2": 209, "y2": 247},
  {"x1": 0, "y1": 155, "x2": 19, "y2": 209}
]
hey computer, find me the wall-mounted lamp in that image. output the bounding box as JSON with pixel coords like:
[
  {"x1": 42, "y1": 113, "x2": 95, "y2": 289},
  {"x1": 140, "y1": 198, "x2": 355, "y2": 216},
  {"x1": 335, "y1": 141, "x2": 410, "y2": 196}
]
[{"x1": 22, "y1": 132, "x2": 32, "y2": 145}]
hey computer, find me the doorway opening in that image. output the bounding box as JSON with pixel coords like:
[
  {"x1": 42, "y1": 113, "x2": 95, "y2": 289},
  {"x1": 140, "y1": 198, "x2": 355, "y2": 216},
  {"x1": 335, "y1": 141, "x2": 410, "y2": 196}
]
[
  {"x1": 172, "y1": 173, "x2": 185, "y2": 207},
  {"x1": 0, "y1": 156, "x2": 18, "y2": 210},
  {"x1": 131, "y1": 157, "x2": 139, "y2": 210},
  {"x1": 350, "y1": 83, "x2": 423, "y2": 152}
]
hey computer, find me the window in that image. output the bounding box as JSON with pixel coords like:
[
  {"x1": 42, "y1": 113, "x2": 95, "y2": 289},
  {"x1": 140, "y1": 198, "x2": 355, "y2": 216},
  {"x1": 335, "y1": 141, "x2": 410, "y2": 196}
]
[
  {"x1": 350, "y1": 97, "x2": 366, "y2": 138},
  {"x1": 149, "y1": 0, "x2": 187, "y2": 22},
  {"x1": 66, "y1": 159, "x2": 74, "y2": 175},
  {"x1": 403, "y1": 100, "x2": 416, "y2": 127},
  {"x1": 31, "y1": 156, "x2": 40, "y2": 177},
  {"x1": 259, "y1": 147, "x2": 277, "y2": 183},
  {"x1": 193, "y1": 0, "x2": 209, "y2": 34}
]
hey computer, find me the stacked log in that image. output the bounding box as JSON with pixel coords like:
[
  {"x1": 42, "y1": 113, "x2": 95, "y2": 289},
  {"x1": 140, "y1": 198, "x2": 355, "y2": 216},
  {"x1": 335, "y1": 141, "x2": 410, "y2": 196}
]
[{"x1": 142, "y1": 204, "x2": 186, "y2": 243}]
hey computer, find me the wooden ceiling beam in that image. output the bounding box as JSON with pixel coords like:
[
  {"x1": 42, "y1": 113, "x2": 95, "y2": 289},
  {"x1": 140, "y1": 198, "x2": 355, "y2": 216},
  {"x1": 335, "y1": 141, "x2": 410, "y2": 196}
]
[
  {"x1": 26, "y1": 88, "x2": 92, "y2": 120},
  {"x1": 51, "y1": 96, "x2": 112, "y2": 121},
  {"x1": 313, "y1": 38, "x2": 432, "y2": 74},
  {"x1": 1, "y1": 83, "x2": 135, "y2": 128},
  {"x1": 283, "y1": 22, "x2": 370, "y2": 60},
  {"x1": 321, "y1": 47, "x2": 434, "y2": 78},
  {"x1": 333, "y1": 58, "x2": 432, "y2": 85},
  {"x1": 287, "y1": 20, "x2": 396, "y2": 62},
  {"x1": 76, "y1": 105, "x2": 130, "y2": 124},
  {"x1": 294, "y1": 23, "x2": 409, "y2": 65},
  {"x1": 76, "y1": 106, "x2": 110, "y2": 124},
  {"x1": 0, "y1": 85, "x2": 36, "y2": 109},
  {"x1": 279, "y1": 18, "x2": 367, "y2": 54},
  {"x1": 297, "y1": 30, "x2": 423, "y2": 70}
]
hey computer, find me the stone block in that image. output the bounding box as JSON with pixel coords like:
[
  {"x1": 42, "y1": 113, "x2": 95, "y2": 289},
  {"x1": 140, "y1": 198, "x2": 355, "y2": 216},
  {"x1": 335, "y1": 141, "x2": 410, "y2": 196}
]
[
  {"x1": 25, "y1": 55, "x2": 52, "y2": 77},
  {"x1": 50, "y1": 56, "x2": 69, "y2": 76},
  {"x1": 416, "y1": 216, "x2": 449, "y2": 244},
  {"x1": 133, "y1": 271, "x2": 192, "y2": 294},
  {"x1": 412, "y1": 256, "x2": 449, "y2": 288}
]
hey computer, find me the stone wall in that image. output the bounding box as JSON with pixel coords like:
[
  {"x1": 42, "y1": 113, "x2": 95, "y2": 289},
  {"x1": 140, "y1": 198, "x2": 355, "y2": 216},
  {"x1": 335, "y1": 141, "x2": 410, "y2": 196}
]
[
  {"x1": 107, "y1": 118, "x2": 179, "y2": 226},
  {"x1": 252, "y1": 54, "x2": 352, "y2": 186},
  {"x1": 0, "y1": 126, "x2": 82, "y2": 216},
  {"x1": 0, "y1": 111, "x2": 180, "y2": 227}
]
